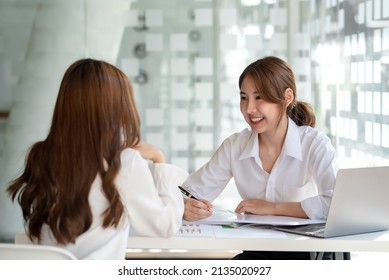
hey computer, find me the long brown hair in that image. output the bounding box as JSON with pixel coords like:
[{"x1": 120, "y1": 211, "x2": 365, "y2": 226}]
[
  {"x1": 7, "y1": 58, "x2": 141, "y2": 244},
  {"x1": 238, "y1": 56, "x2": 315, "y2": 128}
]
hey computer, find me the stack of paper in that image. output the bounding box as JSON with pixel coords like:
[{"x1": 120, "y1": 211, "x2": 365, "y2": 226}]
[{"x1": 186, "y1": 207, "x2": 325, "y2": 226}]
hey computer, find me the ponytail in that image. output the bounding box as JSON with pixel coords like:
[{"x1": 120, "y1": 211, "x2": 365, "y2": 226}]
[{"x1": 287, "y1": 101, "x2": 316, "y2": 128}]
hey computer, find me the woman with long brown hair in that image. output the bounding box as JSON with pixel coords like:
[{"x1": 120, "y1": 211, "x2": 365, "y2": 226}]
[
  {"x1": 181, "y1": 56, "x2": 338, "y2": 259},
  {"x1": 7, "y1": 58, "x2": 185, "y2": 259}
]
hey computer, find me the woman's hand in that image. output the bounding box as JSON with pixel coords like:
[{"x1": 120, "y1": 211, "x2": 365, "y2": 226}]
[
  {"x1": 235, "y1": 199, "x2": 308, "y2": 218},
  {"x1": 132, "y1": 141, "x2": 166, "y2": 163},
  {"x1": 183, "y1": 198, "x2": 213, "y2": 221},
  {"x1": 235, "y1": 199, "x2": 274, "y2": 215}
]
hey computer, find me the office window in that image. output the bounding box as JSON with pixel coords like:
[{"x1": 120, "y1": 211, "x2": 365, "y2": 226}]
[{"x1": 308, "y1": 0, "x2": 389, "y2": 166}]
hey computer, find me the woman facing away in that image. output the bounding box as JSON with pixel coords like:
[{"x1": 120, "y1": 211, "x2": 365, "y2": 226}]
[
  {"x1": 7, "y1": 58, "x2": 186, "y2": 260},
  {"x1": 181, "y1": 56, "x2": 339, "y2": 260}
]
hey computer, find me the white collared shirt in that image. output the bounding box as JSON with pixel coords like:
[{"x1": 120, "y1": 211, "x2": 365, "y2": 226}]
[{"x1": 182, "y1": 118, "x2": 338, "y2": 220}]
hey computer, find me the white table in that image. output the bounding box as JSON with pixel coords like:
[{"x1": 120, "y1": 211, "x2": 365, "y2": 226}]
[
  {"x1": 16, "y1": 229, "x2": 389, "y2": 259},
  {"x1": 126, "y1": 228, "x2": 389, "y2": 259}
]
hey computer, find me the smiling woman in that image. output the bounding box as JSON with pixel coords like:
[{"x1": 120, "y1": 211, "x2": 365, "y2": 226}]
[
  {"x1": 181, "y1": 56, "x2": 338, "y2": 260},
  {"x1": 239, "y1": 57, "x2": 316, "y2": 131},
  {"x1": 238, "y1": 57, "x2": 317, "y2": 174}
]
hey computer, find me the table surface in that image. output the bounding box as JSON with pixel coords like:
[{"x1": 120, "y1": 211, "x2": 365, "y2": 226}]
[
  {"x1": 15, "y1": 228, "x2": 389, "y2": 253},
  {"x1": 126, "y1": 228, "x2": 389, "y2": 253}
]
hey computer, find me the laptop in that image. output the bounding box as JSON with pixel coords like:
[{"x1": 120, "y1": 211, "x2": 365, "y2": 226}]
[{"x1": 273, "y1": 166, "x2": 389, "y2": 238}]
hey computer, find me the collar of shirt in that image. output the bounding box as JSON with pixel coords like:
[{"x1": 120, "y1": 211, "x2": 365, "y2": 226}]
[{"x1": 238, "y1": 118, "x2": 303, "y2": 161}]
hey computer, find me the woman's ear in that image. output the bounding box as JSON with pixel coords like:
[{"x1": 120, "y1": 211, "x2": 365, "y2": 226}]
[{"x1": 284, "y1": 88, "x2": 294, "y2": 107}]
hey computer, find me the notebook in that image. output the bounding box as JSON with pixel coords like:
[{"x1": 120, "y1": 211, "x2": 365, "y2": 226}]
[
  {"x1": 195, "y1": 208, "x2": 326, "y2": 226},
  {"x1": 273, "y1": 166, "x2": 389, "y2": 238}
]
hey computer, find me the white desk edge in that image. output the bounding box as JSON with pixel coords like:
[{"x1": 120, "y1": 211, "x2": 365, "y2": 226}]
[
  {"x1": 124, "y1": 230, "x2": 389, "y2": 252},
  {"x1": 15, "y1": 229, "x2": 389, "y2": 253}
]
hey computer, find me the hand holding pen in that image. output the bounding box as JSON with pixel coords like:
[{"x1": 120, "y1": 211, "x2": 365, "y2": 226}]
[
  {"x1": 178, "y1": 186, "x2": 200, "y2": 200},
  {"x1": 178, "y1": 186, "x2": 213, "y2": 221}
]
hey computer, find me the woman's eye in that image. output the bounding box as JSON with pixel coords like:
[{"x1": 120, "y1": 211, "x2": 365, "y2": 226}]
[
  {"x1": 240, "y1": 95, "x2": 247, "y2": 100},
  {"x1": 255, "y1": 95, "x2": 262, "y2": 100}
]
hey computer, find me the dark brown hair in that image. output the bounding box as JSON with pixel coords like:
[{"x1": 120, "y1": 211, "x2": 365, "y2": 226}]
[
  {"x1": 238, "y1": 56, "x2": 315, "y2": 128},
  {"x1": 7, "y1": 58, "x2": 141, "y2": 244}
]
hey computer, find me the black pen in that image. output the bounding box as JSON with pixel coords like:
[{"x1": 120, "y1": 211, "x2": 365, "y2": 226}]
[{"x1": 178, "y1": 186, "x2": 199, "y2": 201}]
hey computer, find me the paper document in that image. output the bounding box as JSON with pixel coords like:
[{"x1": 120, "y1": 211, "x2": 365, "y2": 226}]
[
  {"x1": 189, "y1": 207, "x2": 325, "y2": 226},
  {"x1": 175, "y1": 223, "x2": 214, "y2": 237},
  {"x1": 176, "y1": 223, "x2": 288, "y2": 239}
]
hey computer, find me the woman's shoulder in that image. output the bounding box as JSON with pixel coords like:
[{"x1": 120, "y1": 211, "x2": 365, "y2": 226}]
[
  {"x1": 216, "y1": 128, "x2": 255, "y2": 156},
  {"x1": 223, "y1": 128, "x2": 253, "y2": 143},
  {"x1": 119, "y1": 148, "x2": 144, "y2": 165},
  {"x1": 298, "y1": 125, "x2": 330, "y2": 140}
]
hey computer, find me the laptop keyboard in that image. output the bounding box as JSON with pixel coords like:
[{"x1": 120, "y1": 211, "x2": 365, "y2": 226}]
[
  {"x1": 273, "y1": 223, "x2": 326, "y2": 237},
  {"x1": 298, "y1": 223, "x2": 326, "y2": 234}
]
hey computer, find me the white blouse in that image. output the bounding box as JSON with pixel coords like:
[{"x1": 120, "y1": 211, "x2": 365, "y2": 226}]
[
  {"x1": 182, "y1": 118, "x2": 338, "y2": 220},
  {"x1": 40, "y1": 148, "x2": 187, "y2": 259}
]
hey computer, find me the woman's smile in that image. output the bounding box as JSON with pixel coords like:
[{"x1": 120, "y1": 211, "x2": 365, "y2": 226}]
[{"x1": 250, "y1": 116, "x2": 265, "y2": 124}]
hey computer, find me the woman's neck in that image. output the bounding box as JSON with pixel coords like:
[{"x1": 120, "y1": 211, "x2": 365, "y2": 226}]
[
  {"x1": 258, "y1": 117, "x2": 289, "y2": 173},
  {"x1": 259, "y1": 116, "x2": 289, "y2": 149}
]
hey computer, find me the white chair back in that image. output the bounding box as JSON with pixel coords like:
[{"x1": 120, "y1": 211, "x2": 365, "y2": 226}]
[{"x1": 0, "y1": 243, "x2": 77, "y2": 260}]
